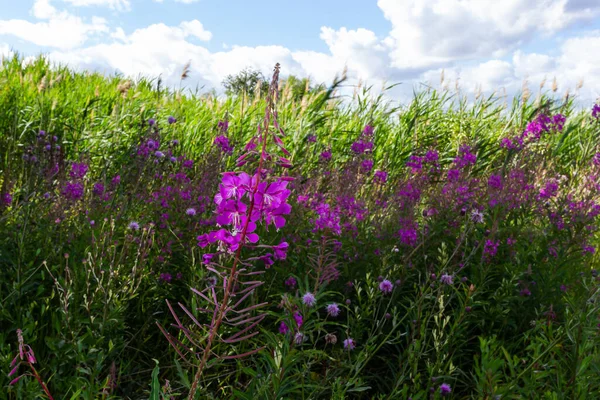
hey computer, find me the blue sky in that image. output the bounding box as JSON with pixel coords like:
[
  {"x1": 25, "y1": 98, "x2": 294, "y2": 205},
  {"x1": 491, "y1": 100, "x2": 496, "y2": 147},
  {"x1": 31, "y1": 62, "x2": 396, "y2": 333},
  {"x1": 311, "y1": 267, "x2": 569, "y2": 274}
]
[{"x1": 0, "y1": 0, "x2": 599, "y2": 103}]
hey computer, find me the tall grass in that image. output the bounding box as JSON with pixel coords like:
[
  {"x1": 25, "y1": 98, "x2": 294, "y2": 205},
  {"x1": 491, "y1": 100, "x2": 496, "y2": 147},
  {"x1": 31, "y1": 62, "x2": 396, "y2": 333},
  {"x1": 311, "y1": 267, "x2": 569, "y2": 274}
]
[{"x1": 1, "y1": 55, "x2": 599, "y2": 399}]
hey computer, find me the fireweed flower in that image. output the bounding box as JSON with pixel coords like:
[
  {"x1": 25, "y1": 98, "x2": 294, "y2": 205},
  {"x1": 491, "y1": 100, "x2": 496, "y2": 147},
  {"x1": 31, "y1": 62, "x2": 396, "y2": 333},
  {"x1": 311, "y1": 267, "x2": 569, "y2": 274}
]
[
  {"x1": 302, "y1": 292, "x2": 316, "y2": 307},
  {"x1": 69, "y1": 162, "x2": 89, "y2": 179},
  {"x1": 92, "y1": 182, "x2": 105, "y2": 196},
  {"x1": 320, "y1": 150, "x2": 332, "y2": 161},
  {"x1": 279, "y1": 322, "x2": 289, "y2": 334},
  {"x1": 374, "y1": 170, "x2": 388, "y2": 184},
  {"x1": 285, "y1": 276, "x2": 297, "y2": 289},
  {"x1": 273, "y1": 241, "x2": 289, "y2": 260},
  {"x1": 326, "y1": 303, "x2": 340, "y2": 317},
  {"x1": 214, "y1": 135, "x2": 233, "y2": 154},
  {"x1": 293, "y1": 311, "x2": 303, "y2": 328},
  {"x1": 539, "y1": 180, "x2": 559, "y2": 199},
  {"x1": 484, "y1": 240, "x2": 499, "y2": 258},
  {"x1": 360, "y1": 159, "x2": 374, "y2": 173},
  {"x1": 217, "y1": 120, "x2": 229, "y2": 131},
  {"x1": 440, "y1": 274, "x2": 453, "y2": 285},
  {"x1": 439, "y1": 383, "x2": 452, "y2": 395},
  {"x1": 351, "y1": 139, "x2": 367, "y2": 154},
  {"x1": 62, "y1": 181, "x2": 84, "y2": 201},
  {"x1": 343, "y1": 338, "x2": 356, "y2": 350},
  {"x1": 379, "y1": 279, "x2": 394, "y2": 294}
]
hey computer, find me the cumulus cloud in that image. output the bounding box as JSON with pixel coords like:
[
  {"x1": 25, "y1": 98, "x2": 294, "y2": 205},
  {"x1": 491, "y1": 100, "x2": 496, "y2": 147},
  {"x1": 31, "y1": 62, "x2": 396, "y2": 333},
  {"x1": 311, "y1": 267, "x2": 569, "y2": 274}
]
[
  {"x1": 0, "y1": 0, "x2": 108, "y2": 49},
  {"x1": 378, "y1": 0, "x2": 600, "y2": 69},
  {"x1": 62, "y1": 0, "x2": 131, "y2": 11},
  {"x1": 3, "y1": 0, "x2": 599, "y2": 105}
]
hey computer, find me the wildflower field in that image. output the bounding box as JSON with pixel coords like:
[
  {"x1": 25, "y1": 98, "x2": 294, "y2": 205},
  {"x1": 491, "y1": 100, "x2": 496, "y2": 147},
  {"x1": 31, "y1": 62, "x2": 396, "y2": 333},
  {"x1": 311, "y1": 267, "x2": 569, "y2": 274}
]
[{"x1": 1, "y1": 56, "x2": 600, "y2": 399}]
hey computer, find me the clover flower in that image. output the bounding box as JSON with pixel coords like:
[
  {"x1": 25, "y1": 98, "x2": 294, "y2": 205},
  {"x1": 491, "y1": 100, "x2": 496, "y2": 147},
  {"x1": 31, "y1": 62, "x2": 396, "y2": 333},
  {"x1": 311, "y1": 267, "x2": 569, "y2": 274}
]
[
  {"x1": 326, "y1": 303, "x2": 340, "y2": 317},
  {"x1": 302, "y1": 292, "x2": 316, "y2": 307},
  {"x1": 379, "y1": 279, "x2": 393, "y2": 294}
]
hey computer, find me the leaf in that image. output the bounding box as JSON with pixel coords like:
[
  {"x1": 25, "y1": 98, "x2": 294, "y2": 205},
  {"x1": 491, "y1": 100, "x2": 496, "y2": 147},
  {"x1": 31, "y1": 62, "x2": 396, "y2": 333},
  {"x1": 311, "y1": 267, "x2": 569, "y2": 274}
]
[{"x1": 149, "y1": 359, "x2": 160, "y2": 400}]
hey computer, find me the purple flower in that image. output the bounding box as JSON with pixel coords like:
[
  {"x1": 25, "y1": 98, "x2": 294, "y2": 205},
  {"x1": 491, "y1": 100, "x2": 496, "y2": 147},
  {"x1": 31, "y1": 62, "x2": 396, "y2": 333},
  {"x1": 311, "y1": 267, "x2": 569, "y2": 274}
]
[
  {"x1": 351, "y1": 140, "x2": 367, "y2": 154},
  {"x1": 362, "y1": 125, "x2": 374, "y2": 136},
  {"x1": 520, "y1": 288, "x2": 531, "y2": 297},
  {"x1": 488, "y1": 174, "x2": 503, "y2": 190},
  {"x1": 592, "y1": 104, "x2": 600, "y2": 119},
  {"x1": 70, "y1": 162, "x2": 89, "y2": 179},
  {"x1": 326, "y1": 303, "x2": 340, "y2": 317},
  {"x1": 484, "y1": 240, "x2": 499, "y2": 258},
  {"x1": 273, "y1": 241, "x2": 289, "y2": 260},
  {"x1": 62, "y1": 181, "x2": 84, "y2": 201},
  {"x1": 307, "y1": 134, "x2": 317, "y2": 143},
  {"x1": 159, "y1": 273, "x2": 172, "y2": 283},
  {"x1": 215, "y1": 135, "x2": 234, "y2": 154},
  {"x1": 440, "y1": 274, "x2": 453, "y2": 285},
  {"x1": 285, "y1": 276, "x2": 297, "y2": 289},
  {"x1": 343, "y1": 338, "x2": 356, "y2": 350},
  {"x1": 1, "y1": 193, "x2": 12, "y2": 206},
  {"x1": 425, "y1": 150, "x2": 439, "y2": 163},
  {"x1": 128, "y1": 221, "x2": 140, "y2": 231},
  {"x1": 320, "y1": 150, "x2": 332, "y2": 161},
  {"x1": 293, "y1": 311, "x2": 303, "y2": 328},
  {"x1": 360, "y1": 159, "x2": 374, "y2": 173},
  {"x1": 186, "y1": 208, "x2": 197, "y2": 216},
  {"x1": 439, "y1": 383, "x2": 451, "y2": 395},
  {"x1": 279, "y1": 322, "x2": 289, "y2": 334},
  {"x1": 111, "y1": 175, "x2": 121, "y2": 187},
  {"x1": 302, "y1": 292, "x2": 316, "y2": 307},
  {"x1": 148, "y1": 118, "x2": 156, "y2": 126},
  {"x1": 218, "y1": 120, "x2": 229, "y2": 132},
  {"x1": 583, "y1": 245, "x2": 596, "y2": 254},
  {"x1": 92, "y1": 182, "x2": 105, "y2": 196},
  {"x1": 168, "y1": 116, "x2": 176, "y2": 124},
  {"x1": 374, "y1": 170, "x2": 388, "y2": 184},
  {"x1": 379, "y1": 279, "x2": 393, "y2": 294},
  {"x1": 539, "y1": 180, "x2": 558, "y2": 199}
]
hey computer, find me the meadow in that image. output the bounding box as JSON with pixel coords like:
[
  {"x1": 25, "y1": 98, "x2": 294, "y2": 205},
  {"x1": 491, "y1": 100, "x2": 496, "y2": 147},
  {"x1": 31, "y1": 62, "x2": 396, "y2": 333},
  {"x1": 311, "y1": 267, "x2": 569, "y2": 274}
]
[{"x1": 1, "y1": 55, "x2": 600, "y2": 399}]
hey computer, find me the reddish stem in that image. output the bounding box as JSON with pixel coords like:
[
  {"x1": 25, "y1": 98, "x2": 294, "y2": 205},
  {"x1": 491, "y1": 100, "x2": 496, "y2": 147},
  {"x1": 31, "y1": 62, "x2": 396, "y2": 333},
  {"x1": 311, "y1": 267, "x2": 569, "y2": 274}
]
[{"x1": 187, "y1": 68, "x2": 279, "y2": 399}]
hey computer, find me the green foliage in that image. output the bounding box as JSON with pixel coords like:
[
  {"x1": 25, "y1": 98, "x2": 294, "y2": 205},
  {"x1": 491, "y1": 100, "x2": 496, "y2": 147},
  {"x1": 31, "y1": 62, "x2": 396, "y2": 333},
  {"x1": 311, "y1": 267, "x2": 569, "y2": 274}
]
[{"x1": 1, "y1": 54, "x2": 600, "y2": 399}]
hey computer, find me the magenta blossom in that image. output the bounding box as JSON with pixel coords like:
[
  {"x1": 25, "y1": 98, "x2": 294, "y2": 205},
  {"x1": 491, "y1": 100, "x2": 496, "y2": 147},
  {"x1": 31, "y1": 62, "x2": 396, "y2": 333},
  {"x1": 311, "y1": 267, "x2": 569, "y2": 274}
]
[{"x1": 379, "y1": 279, "x2": 393, "y2": 294}]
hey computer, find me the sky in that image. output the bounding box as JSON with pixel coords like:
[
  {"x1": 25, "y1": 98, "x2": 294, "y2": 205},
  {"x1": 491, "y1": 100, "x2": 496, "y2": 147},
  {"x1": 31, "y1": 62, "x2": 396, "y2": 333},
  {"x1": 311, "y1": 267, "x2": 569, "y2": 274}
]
[{"x1": 0, "y1": 0, "x2": 599, "y2": 104}]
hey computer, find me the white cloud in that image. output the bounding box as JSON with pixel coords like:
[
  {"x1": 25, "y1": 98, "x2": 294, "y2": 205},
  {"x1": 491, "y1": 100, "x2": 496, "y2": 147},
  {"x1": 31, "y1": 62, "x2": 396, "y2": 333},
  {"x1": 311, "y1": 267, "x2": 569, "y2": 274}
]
[
  {"x1": 62, "y1": 0, "x2": 131, "y2": 11},
  {"x1": 0, "y1": 0, "x2": 109, "y2": 50},
  {"x1": 180, "y1": 20, "x2": 212, "y2": 41},
  {"x1": 377, "y1": 0, "x2": 600, "y2": 70},
  {"x1": 4, "y1": 0, "x2": 599, "y2": 106},
  {"x1": 32, "y1": 0, "x2": 57, "y2": 19}
]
